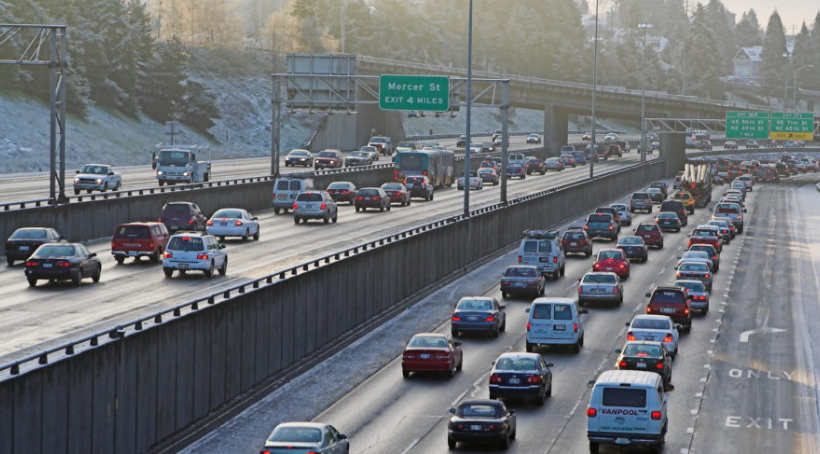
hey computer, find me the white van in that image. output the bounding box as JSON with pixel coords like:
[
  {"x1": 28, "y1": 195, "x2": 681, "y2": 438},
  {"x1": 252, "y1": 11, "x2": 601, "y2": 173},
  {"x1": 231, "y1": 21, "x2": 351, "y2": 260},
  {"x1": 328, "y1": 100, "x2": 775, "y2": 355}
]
[
  {"x1": 272, "y1": 177, "x2": 314, "y2": 214},
  {"x1": 586, "y1": 370, "x2": 668, "y2": 453},
  {"x1": 525, "y1": 297, "x2": 587, "y2": 353}
]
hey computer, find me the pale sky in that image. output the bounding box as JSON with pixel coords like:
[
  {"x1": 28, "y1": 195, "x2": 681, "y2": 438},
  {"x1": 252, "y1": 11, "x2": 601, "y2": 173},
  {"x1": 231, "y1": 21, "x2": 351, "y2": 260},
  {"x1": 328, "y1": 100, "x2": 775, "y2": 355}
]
[{"x1": 722, "y1": 0, "x2": 819, "y2": 33}]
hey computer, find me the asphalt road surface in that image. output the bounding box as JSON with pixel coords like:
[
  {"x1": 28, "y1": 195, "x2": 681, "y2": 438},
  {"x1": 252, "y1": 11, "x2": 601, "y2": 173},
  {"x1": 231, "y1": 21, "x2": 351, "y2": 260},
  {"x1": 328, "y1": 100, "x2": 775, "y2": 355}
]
[
  {"x1": 179, "y1": 173, "x2": 820, "y2": 454},
  {"x1": 0, "y1": 150, "x2": 643, "y2": 365}
]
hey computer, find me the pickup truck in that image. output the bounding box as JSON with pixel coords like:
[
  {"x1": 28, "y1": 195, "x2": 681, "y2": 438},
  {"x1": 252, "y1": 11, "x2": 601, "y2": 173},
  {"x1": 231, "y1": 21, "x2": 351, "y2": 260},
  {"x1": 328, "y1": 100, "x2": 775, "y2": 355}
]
[{"x1": 73, "y1": 164, "x2": 122, "y2": 194}]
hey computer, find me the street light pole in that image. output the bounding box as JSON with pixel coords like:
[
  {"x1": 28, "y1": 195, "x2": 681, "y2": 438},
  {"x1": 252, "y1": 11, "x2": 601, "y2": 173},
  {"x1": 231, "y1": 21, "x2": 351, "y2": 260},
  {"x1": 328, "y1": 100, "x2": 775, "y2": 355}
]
[
  {"x1": 639, "y1": 22, "x2": 652, "y2": 164},
  {"x1": 590, "y1": 0, "x2": 600, "y2": 179},
  {"x1": 341, "y1": 1, "x2": 347, "y2": 53},
  {"x1": 463, "y1": 0, "x2": 473, "y2": 217}
]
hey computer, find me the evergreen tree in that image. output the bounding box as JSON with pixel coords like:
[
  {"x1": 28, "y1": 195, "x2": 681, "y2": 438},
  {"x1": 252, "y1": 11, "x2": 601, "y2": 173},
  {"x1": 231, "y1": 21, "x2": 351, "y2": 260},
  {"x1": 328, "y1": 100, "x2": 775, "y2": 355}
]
[
  {"x1": 806, "y1": 13, "x2": 820, "y2": 90},
  {"x1": 125, "y1": 0, "x2": 157, "y2": 110},
  {"x1": 704, "y1": 0, "x2": 735, "y2": 75},
  {"x1": 142, "y1": 36, "x2": 188, "y2": 123},
  {"x1": 682, "y1": 5, "x2": 724, "y2": 99},
  {"x1": 735, "y1": 9, "x2": 762, "y2": 47},
  {"x1": 760, "y1": 11, "x2": 788, "y2": 103},
  {"x1": 181, "y1": 80, "x2": 220, "y2": 137}
]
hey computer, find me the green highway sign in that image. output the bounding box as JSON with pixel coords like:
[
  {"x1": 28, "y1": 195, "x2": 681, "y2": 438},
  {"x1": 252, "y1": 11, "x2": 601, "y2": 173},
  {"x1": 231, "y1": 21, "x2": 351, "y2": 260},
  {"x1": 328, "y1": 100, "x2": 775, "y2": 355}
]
[
  {"x1": 769, "y1": 112, "x2": 814, "y2": 140},
  {"x1": 725, "y1": 111, "x2": 769, "y2": 139},
  {"x1": 379, "y1": 75, "x2": 449, "y2": 111}
]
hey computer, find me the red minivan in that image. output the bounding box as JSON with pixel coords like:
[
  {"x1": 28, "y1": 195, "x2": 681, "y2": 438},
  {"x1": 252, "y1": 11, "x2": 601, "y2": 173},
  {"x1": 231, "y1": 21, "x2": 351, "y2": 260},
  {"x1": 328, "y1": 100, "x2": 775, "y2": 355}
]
[{"x1": 111, "y1": 222, "x2": 170, "y2": 264}]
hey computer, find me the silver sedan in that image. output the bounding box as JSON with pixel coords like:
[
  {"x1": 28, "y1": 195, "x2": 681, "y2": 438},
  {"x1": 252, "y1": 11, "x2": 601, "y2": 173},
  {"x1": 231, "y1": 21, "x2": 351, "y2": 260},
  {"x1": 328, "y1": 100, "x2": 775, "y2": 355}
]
[
  {"x1": 578, "y1": 272, "x2": 623, "y2": 306},
  {"x1": 206, "y1": 208, "x2": 260, "y2": 241}
]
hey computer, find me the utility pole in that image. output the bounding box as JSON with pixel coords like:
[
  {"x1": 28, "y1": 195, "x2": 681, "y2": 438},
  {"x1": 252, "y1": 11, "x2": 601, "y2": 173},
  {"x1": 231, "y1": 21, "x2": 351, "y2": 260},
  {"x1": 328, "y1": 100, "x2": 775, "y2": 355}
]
[{"x1": 639, "y1": 23, "x2": 653, "y2": 163}]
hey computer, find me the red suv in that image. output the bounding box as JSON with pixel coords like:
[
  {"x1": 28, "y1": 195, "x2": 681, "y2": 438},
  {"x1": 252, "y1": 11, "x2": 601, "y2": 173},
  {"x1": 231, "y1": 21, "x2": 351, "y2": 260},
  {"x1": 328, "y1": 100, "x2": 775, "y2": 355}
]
[
  {"x1": 592, "y1": 249, "x2": 630, "y2": 279},
  {"x1": 687, "y1": 227, "x2": 722, "y2": 253},
  {"x1": 634, "y1": 223, "x2": 663, "y2": 248},
  {"x1": 645, "y1": 286, "x2": 691, "y2": 332},
  {"x1": 561, "y1": 228, "x2": 593, "y2": 257},
  {"x1": 111, "y1": 222, "x2": 170, "y2": 264}
]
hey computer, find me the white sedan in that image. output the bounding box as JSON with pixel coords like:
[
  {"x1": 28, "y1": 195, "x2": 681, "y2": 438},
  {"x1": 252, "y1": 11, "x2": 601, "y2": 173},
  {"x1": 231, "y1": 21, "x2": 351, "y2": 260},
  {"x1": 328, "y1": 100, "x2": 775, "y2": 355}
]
[
  {"x1": 457, "y1": 172, "x2": 483, "y2": 190},
  {"x1": 206, "y1": 208, "x2": 260, "y2": 241},
  {"x1": 626, "y1": 315, "x2": 680, "y2": 358}
]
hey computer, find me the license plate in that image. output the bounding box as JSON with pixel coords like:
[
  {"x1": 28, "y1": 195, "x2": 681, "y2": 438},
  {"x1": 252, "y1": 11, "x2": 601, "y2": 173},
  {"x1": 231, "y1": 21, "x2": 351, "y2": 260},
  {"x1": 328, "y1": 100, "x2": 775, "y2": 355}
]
[
  {"x1": 592, "y1": 288, "x2": 604, "y2": 293},
  {"x1": 554, "y1": 325, "x2": 566, "y2": 331},
  {"x1": 43, "y1": 263, "x2": 52, "y2": 268},
  {"x1": 128, "y1": 251, "x2": 137, "y2": 256},
  {"x1": 277, "y1": 194, "x2": 288, "y2": 199},
  {"x1": 20, "y1": 245, "x2": 30, "y2": 251},
  {"x1": 606, "y1": 267, "x2": 613, "y2": 271},
  {"x1": 468, "y1": 316, "x2": 479, "y2": 321},
  {"x1": 304, "y1": 204, "x2": 313, "y2": 209},
  {"x1": 515, "y1": 282, "x2": 525, "y2": 287},
  {"x1": 508, "y1": 378, "x2": 520, "y2": 384},
  {"x1": 615, "y1": 438, "x2": 630, "y2": 445},
  {"x1": 220, "y1": 221, "x2": 227, "y2": 226},
  {"x1": 571, "y1": 242, "x2": 578, "y2": 246},
  {"x1": 471, "y1": 425, "x2": 482, "y2": 431},
  {"x1": 420, "y1": 354, "x2": 431, "y2": 359},
  {"x1": 540, "y1": 257, "x2": 550, "y2": 262},
  {"x1": 661, "y1": 308, "x2": 675, "y2": 314},
  {"x1": 178, "y1": 264, "x2": 188, "y2": 270},
  {"x1": 643, "y1": 235, "x2": 651, "y2": 238},
  {"x1": 636, "y1": 362, "x2": 647, "y2": 368}
]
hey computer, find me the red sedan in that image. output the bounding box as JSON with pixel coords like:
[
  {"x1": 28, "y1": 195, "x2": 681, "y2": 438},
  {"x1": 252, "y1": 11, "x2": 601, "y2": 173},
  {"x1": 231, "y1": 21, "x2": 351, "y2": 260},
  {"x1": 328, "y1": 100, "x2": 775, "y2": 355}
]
[
  {"x1": 402, "y1": 333, "x2": 463, "y2": 378},
  {"x1": 634, "y1": 223, "x2": 664, "y2": 248},
  {"x1": 380, "y1": 182, "x2": 412, "y2": 206},
  {"x1": 592, "y1": 248, "x2": 630, "y2": 279}
]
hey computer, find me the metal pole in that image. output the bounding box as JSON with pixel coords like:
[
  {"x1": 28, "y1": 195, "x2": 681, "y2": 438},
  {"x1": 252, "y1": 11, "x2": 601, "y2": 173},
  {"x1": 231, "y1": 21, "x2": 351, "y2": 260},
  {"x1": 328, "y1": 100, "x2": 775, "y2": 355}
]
[
  {"x1": 49, "y1": 29, "x2": 57, "y2": 203},
  {"x1": 793, "y1": 70, "x2": 798, "y2": 112},
  {"x1": 271, "y1": 76, "x2": 282, "y2": 176},
  {"x1": 57, "y1": 26, "x2": 66, "y2": 203},
  {"x1": 500, "y1": 80, "x2": 509, "y2": 203},
  {"x1": 463, "y1": 0, "x2": 473, "y2": 217},
  {"x1": 590, "y1": 0, "x2": 599, "y2": 179},
  {"x1": 639, "y1": 23, "x2": 651, "y2": 163},
  {"x1": 341, "y1": 2, "x2": 346, "y2": 53}
]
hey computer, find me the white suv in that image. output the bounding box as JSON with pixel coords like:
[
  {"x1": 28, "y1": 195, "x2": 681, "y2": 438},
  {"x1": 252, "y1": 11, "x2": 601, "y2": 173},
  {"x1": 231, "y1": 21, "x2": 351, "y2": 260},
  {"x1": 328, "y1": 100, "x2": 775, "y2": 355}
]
[{"x1": 163, "y1": 232, "x2": 228, "y2": 278}]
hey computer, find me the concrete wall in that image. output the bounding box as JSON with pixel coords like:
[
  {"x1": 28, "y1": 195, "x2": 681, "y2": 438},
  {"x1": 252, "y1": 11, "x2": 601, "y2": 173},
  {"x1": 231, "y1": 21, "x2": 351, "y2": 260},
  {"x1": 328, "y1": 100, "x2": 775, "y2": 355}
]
[
  {"x1": 309, "y1": 105, "x2": 406, "y2": 152},
  {"x1": 0, "y1": 160, "x2": 667, "y2": 454}
]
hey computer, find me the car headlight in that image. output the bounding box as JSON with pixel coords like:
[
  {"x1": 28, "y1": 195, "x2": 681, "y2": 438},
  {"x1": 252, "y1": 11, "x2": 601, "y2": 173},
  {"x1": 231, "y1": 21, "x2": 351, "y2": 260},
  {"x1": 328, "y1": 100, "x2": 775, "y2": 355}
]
[
  {"x1": 74, "y1": 177, "x2": 80, "y2": 183},
  {"x1": 95, "y1": 178, "x2": 103, "y2": 184},
  {"x1": 182, "y1": 171, "x2": 190, "y2": 176},
  {"x1": 157, "y1": 170, "x2": 163, "y2": 175}
]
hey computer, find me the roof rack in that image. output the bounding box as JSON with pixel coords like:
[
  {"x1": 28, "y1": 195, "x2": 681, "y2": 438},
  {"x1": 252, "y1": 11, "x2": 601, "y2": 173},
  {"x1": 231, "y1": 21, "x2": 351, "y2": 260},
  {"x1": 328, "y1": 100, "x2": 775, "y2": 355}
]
[{"x1": 522, "y1": 229, "x2": 559, "y2": 239}]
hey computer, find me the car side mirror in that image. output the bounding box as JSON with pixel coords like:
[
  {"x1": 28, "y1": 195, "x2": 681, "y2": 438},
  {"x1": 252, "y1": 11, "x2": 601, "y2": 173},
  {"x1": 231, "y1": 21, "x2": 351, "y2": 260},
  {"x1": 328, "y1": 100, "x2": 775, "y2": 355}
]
[
  {"x1": 675, "y1": 324, "x2": 684, "y2": 331},
  {"x1": 587, "y1": 380, "x2": 596, "y2": 389},
  {"x1": 546, "y1": 362, "x2": 554, "y2": 367},
  {"x1": 645, "y1": 292, "x2": 651, "y2": 298},
  {"x1": 339, "y1": 434, "x2": 348, "y2": 440},
  {"x1": 447, "y1": 407, "x2": 456, "y2": 414},
  {"x1": 454, "y1": 341, "x2": 462, "y2": 347},
  {"x1": 499, "y1": 305, "x2": 506, "y2": 310},
  {"x1": 744, "y1": 208, "x2": 747, "y2": 213},
  {"x1": 108, "y1": 171, "x2": 114, "y2": 176},
  {"x1": 75, "y1": 170, "x2": 80, "y2": 174},
  {"x1": 252, "y1": 217, "x2": 258, "y2": 220},
  {"x1": 580, "y1": 309, "x2": 589, "y2": 315},
  {"x1": 220, "y1": 244, "x2": 226, "y2": 249},
  {"x1": 614, "y1": 348, "x2": 622, "y2": 354},
  {"x1": 508, "y1": 409, "x2": 516, "y2": 415},
  {"x1": 525, "y1": 308, "x2": 531, "y2": 313},
  {"x1": 666, "y1": 384, "x2": 675, "y2": 392},
  {"x1": 89, "y1": 253, "x2": 97, "y2": 258},
  {"x1": 625, "y1": 322, "x2": 631, "y2": 327},
  {"x1": 677, "y1": 256, "x2": 681, "y2": 259}
]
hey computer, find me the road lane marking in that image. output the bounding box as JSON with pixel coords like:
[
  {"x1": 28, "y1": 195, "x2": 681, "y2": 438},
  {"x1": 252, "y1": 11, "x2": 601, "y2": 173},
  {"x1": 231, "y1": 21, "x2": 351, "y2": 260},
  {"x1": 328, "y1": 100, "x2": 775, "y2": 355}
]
[
  {"x1": 399, "y1": 438, "x2": 420, "y2": 454},
  {"x1": 739, "y1": 326, "x2": 786, "y2": 342}
]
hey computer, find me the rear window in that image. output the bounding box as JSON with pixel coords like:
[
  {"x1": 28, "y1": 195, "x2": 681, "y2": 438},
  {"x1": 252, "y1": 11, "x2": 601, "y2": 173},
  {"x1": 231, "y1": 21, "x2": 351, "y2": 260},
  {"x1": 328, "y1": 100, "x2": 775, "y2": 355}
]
[
  {"x1": 716, "y1": 204, "x2": 739, "y2": 214},
  {"x1": 11, "y1": 229, "x2": 47, "y2": 239},
  {"x1": 168, "y1": 236, "x2": 204, "y2": 251},
  {"x1": 358, "y1": 189, "x2": 378, "y2": 196},
  {"x1": 680, "y1": 263, "x2": 708, "y2": 272},
  {"x1": 692, "y1": 229, "x2": 716, "y2": 237},
  {"x1": 495, "y1": 357, "x2": 537, "y2": 371},
  {"x1": 505, "y1": 267, "x2": 538, "y2": 277},
  {"x1": 381, "y1": 183, "x2": 402, "y2": 190},
  {"x1": 290, "y1": 181, "x2": 302, "y2": 190},
  {"x1": 563, "y1": 232, "x2": 585, "y2": 240},
  {"x1": 114, "y1": 226, "x2": 151, "y2": 238},
  {"x1": 163, "y1": 205, "x2": 190, "y2": 216},
  {"x1": 276, "y1": 180, "x2": 289, "y2": 190},
  {"x1": 676, "y1": 281, "x2": 705, "y2": 292},
  {"x1": 602, "y1": 388, "x2": 647, "y2": 408},
  {"x1": 623, "y1": 344, "x2": 662, "y2": 357},
  {"x1": 587, "y1": 214, "x2": 611, "y2": 223},
  {"x1": 531, "y1": 304, "x2": 551, "y2": 320},
  {"x1": 296, "y1": 193, "x2": 323, "y2": 202},
  {"x1": 583, "y1": 274, "x2": 617, "y2": 284},
  {"x1": 212, "y1": 209, "x2": 243, "y2": 219},
  {"x1": 318, "y1": 151, "x2": 337, "y2": 157},
  {"x1": 328, "y1": 182, "x2": 350, "y2": 189},
  {"x1": 459, "y1": 404, "x2": 500, "y2": 418},
  {"x1": 267, "y1": 427, "x2": 322, "y2": 443},
  {"x1": 651, "y1": 290, "x2": 685, "y2": 304},
  {"x1": 598, "y1": 250, "x2": 622, "y2": 260},
  {"x1": 457, "y1": 299, "x2": 493, "y2": 310},
  {"x1": 522, "y1": 240, "x2": 552, "y2": 254},
  {"x1": 553, "y1": 304, "x2": 573, "y2": 320},
  {"x1": 635, "y1": 225, "x2": 656, "y2": 232},
  {"x1": 34, "y1": 245, "x2": 75, "y2": 257},
  {"x1": 632, "y1": 318, "x2": 671, "y2": 330}
]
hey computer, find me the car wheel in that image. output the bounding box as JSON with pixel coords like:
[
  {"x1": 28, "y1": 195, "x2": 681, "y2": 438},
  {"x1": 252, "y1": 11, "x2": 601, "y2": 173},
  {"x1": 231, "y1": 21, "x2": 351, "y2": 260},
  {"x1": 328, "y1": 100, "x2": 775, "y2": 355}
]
[
  {"x1": 526, "y1": 341, "x2": 534, "y2": 352},
  {"x1": 572, "y1": 340, "x2": 581, "y2": 353},
  {"x1": 204, "y1": 261, "x2": 214, "y2": 279},
  {"x1": 451, "y1": 328, "x2": 459, "y2": 338},
  {"x1": 332, "y1": 212, "x2": 338, "y2": 223},
  {"x1": 560, "y1": 265, "x2": 565, "y2": 276},
  {"x1": 71, "y1": 270, "x2": 82, "y2": 287},
  {"x1": 242, "y1": 230, "x2": 249, "y2": 241},
  {"x1": 402, "y1": 370, "x2": 410, "y2": 378},
  {"x1": 380, "y1": 205, "x2": 384, "y2": 212},
  {"x1": 387, "y1": 204, "x2": 391, "y2": 211},
  {"x1": 448, "y1": 438, "x2": 457, "y2": 449},
  {"x1": 115, "y1": 256, "x2": 125, "y2": 265},
  {"x1": 27, "y1": 277, "x2": 37, "y2": 287},
  {"x1": 501, "y1": 291, "x2": 508, "y2": 299},
  {"x1": 457, "y1": 357, "x2": 463, "y2": 371},
  {"x1": 535, "y1": 388, "x2": 545, "y2": 406},
  {"x1": 163, "y1": 268, "x2": 174, "y2": 278},
  {"x1": 499, "y1": 433, "x2": 510, "y2": 449},
  {"x1": 540, "y1": 285, "x2": 545, "y2": 296},
  {"x1": 294, "y1": 217, "x2": 300, "y2": 224},
  {"x1": 219, "y1": 257, "x2": 228, "y2": 276},
  {"x1": 253, "y1": 228, "x2": 260, "y2": 241},
  {"x1": 493, "y1": 327, "x2": 500, "y2": 338},
  {"x1": 589, "y1": 441, "x2": 600, "y2": 453},
  {"x1": 324, "y1": 216, "x2": 330, "y2": 224},
  {"x1": 92, "y1": 265, "x2": 101, "y2": 283},
  {"x1": 447, "y1": 362, "x2": 456, "y2": 378},
  {"x1": 73, "y1": 188, "x2": 80, "y2": 195},
  {"x1": 501, "y1": 320, "x2": 507, "y2": 332},
  {"x1": 585, "y1": 249, "x2": 592, "y2": 257},
  {"x1": 430, "y1": 193, "x2": 434, "y2": 201}
]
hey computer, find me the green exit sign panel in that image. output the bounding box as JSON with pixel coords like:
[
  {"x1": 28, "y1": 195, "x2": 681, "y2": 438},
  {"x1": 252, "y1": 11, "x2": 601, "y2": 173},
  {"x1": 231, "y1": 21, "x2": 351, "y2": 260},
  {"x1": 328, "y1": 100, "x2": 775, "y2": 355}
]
[
  {"x1": 770, "y1": 112, "x2": 814, "y2": 140},
  {"x1": 725, "y1": 111, "x2": 769, "y2": 139},
  {"x1": 379, "y1": 75, "x2": 449, "y2": 111}
]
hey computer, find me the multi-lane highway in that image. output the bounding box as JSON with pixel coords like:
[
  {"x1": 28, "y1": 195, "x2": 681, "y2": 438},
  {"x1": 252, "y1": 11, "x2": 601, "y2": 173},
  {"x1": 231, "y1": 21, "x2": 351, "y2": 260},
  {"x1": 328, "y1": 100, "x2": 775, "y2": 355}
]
[
  {"x1": 0, "y1": 149, "x2": 647, "y2": 364},
  {"x1": 178, "y1": 175, "x2": 820, "y2": 454}
]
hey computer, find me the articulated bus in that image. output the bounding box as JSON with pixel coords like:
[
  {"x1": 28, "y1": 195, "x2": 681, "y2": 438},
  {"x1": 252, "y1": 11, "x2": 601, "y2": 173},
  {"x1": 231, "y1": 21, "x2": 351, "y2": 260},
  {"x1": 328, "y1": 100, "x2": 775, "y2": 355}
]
[{"x1": 394, "y1": 150, "x2": 455, "y2": 188}]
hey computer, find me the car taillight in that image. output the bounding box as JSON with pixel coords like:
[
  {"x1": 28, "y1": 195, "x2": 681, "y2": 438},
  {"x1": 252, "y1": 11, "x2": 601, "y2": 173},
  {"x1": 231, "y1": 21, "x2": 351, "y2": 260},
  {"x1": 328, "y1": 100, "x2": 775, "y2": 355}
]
[
  {"x1": 608, "y1": 225, "x2": 613, "y2": 230},
  {"x1": 704, "y1": 274, "x2": 710, "y2": 279},
  {"x1": 613, "y1": 287, "x2": 619, "y2": 294},
  {"x1": 656, "y1": 219, "x2": 659, "y2": 223},
  {"x1": 583, "y1": 225, "x2": 589, "y2": 230},
  {"x1": 526, "y1": 322, "x2": 531, "y2": 332},
  {"x1": 196, "y1": 253, "x2": 209, "y2": 260},
  {"x1": 341, "y1": 190, "x2": 350, "y2": 194},
  {"x1": 234, "y1": 220, "x2": 243, "y2": 226},
  {"x1": 371, "y1": 196, "x2": 381, "y2": 200},
  {"x1": 188, "y1": 219, "x2": 194, "y2": 224},
  {"x1": 206, "y1": 220, "x2": 213, "y2": 226},
  {"x1": 526, "y1": 375, "x2": 542, "y2": 383},
  {"x1": 490, "y1": 374, "x2": 502, "y2": 383},
  {"x1": 573, "y1": 323, "x2": 578, "y2": 333},
  {"x1": 518, "y1": 256, "x2": 522, "y2": 263},
  {"x1": 25, "y1": 261, "x2": 36, "y2": 267},
  {"x1": 684, "y1": 308, "x2": 690, "y2": 315},
  {"x1": 587, "y1": 408, "x2": 597, "y2": 417},
  {"x1": 163, "y1": 251, "x2": 173, "y2": 258},
  {"x1": 656, "y1": 362, "x2": 665, "y2": 369},
  {"x1": 57, "y1": 261, "x2": 70, "y2": 268},
  {"x1": 578, "y1": 286, "x2": 583, "y2": 294},
  {"x1": 158, "y1": 218, "x2": 163, "y2": 223},
  {"x1": 148, "y1": 243, "x2": 154, "y2": 249},
  {"x1": 452, "y1": 315, "x2": 461, "y2": 321},
  {"x1": 651, "y1": 411, "x2": 662, "y2": 420},
  {"x1": 677, "y1": 273, "x2": 682, "y2": 278},
  {"x1": 663, "y1": 334, "x2": 674, "y2": 342},
  {"x1": 320, "y1": 203, "x2": 327, "y2": 210},
  {"x1": 485, "y1": 315, "x2": 495, "y2": 322},
  {"x1": 619, "y1": 361, "x2": 627, "y2": 367},
  {"x1": 553, "y1": 256, "x2": 558, "y2": 263},
  {"x1": 626, "y1": 332, "x2": 636, "y2": 341}
]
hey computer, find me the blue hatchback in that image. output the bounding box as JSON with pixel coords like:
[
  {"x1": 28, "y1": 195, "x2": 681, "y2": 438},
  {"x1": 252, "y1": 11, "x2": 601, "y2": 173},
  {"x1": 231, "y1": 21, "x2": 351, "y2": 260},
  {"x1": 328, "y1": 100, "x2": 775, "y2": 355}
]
[{"x1": 451, "y1": 297, "x2": 507, "y2": 338}]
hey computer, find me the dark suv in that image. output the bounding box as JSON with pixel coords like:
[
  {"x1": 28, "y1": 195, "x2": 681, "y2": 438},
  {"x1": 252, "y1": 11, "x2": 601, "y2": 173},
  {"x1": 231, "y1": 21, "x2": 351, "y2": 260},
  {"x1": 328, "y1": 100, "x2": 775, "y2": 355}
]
[
  {"x1": 646, "y1": 286, "x2": 692, "y2": 332},
  {"x1": 595, "y1": 207, "x2": 621, "y2": 225},
  {"x1": 561, "y1": 228, "x2": 593, "y2": 257},
  {"x1": 634, "y1": 223, "x2": 663, "y2": 248},
  {"x1": 404, "y1": 175, "x2": 435, "y2": 201},
  {"x1": 160, "y1": 202, "x2": 207, "y2": 233},
  {"x1": 659, "y1": 200, "x2": 688, "y2": 226}
]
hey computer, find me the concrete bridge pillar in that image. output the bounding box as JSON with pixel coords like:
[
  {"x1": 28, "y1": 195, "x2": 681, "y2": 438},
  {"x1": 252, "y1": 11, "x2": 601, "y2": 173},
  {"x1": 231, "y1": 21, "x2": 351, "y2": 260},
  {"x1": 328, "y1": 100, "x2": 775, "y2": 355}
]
[
  {"x1": 660, "y1": 132, "x2": 685, "y2": 177},
  {"x1": 544, "y1": 104, "x2": 569, "y2": 155}
]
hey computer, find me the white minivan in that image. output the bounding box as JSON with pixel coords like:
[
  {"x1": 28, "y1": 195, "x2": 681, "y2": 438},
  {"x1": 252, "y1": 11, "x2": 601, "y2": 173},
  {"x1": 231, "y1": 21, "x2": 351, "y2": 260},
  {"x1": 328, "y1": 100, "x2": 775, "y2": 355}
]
[
  {"x1": 586, "y1": 370, "x2": 668, "y2": 453},
  {"x1": 525, "y1": 297, "x2": 588, "y2": 353},
  {"x1": 272, "y1": 177, "x2": 315, "y2": 214}
]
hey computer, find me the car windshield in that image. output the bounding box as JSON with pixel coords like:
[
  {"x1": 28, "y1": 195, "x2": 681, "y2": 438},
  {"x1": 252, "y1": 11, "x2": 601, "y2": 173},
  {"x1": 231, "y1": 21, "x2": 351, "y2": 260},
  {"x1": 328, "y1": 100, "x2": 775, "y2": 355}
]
[
  {"x1": 504, "y1": 267, "x2": 538, "y2": 277},
  {"x1": 598, "y1": 250, "x2": 622, "y2": 260},
  {"x1": 267, "y1": 427, "x2": 322, "y2": 443},
  {"x1": 675, "y1": 281, "x2": 705, "y2": 292},
  {"x1": 680, "y1": 263, "x2": 708, "y2": 272},
  {"x1": 288, "y1": 150, "x2": 308, "y2": 156},
  {"x1": 522, "y1": 240, "x2": 551, "y2": 254},
  {"x1": 583, "y1": 274, "x2": 617, "y2": 284},
  {"x1": 457, "y1": 299, "x2": 493, "y2": 311},
  {"x1": 33, "y1": 245, "x2": 75, "y2": 257},
  {"x1": 459, "y1": 404, "x2": 500, "y2": 418},
  {"x1": 114, "y1": 225, "x2": 151, "y2": 238},
  {"x1": 619, "y1": 237, "x2": 642, "y2": 245},
  {"x1": 381, "y1": 184, "x2": 402, "y2": 190},
  {"x1": 80, "y1": 165, "x2": 108, "y2": 174},
  {"x1": 495, "y1": 358, "x2": 537, "y2": 371},
  {"x1": 408, "y1": 336, "x2": 447, "y2": 348},
  {"x1": 318, "y1": 151, "x2": 337, "y2": 157},
  {"x1": 212, "y1": 209, "x2": 244, "y2": 219},
  {"x1": 167, "y1": 236, "x2": 204, "y2": 251},
  {"x1": 623, "y1": 344, "x2": 662, "y2": 357},
  {"x1": 632, "y1": 318, "x2": 671, "y2": 329},
  {"x1": 296, "y1": 192, "x2": 323, "y2": 202},
  {"x1": 157, "y1": 150, "x2": 189, "y2": 166},
  {"x1": 11, "y1": 229, "x2": 48, "y2": 239}
]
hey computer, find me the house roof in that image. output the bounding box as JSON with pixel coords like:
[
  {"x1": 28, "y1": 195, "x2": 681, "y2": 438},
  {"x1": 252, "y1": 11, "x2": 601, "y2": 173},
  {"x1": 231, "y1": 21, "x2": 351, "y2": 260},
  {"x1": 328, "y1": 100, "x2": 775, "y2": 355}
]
[{"x1": 733, "y1": 46, "x2": 762, "y2": 62}]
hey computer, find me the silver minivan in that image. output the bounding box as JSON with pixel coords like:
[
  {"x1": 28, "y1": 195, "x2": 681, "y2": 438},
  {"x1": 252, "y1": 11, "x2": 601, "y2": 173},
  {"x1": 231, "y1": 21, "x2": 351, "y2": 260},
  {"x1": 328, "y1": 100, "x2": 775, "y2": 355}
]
[
  {"x1": 517, "y1": 230, "x2": 565, "y2": 278},
  {"x1": 525, "y1": 297, "x2": 588, "y2": 353},
  {"x1": 272, "y1": 177, "x2": 315, "y2": 214}
]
